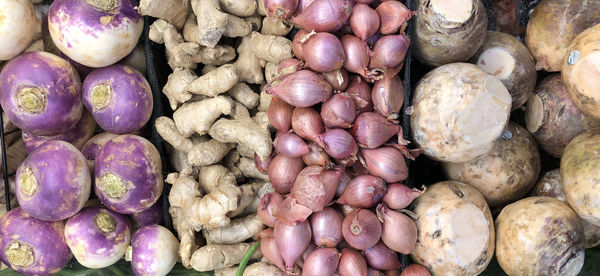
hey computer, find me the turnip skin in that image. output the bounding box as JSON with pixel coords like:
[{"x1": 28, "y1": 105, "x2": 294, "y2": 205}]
[
  {"x1": 15, "y1": 140, "x2": 91, "y2": 221},
  {"x1": 0, "y1": 208, "x2": 72, "y2": 275},
  {"x1": 48, "y1": 0, "x2": 144, "y2": 68},
  {"x1": 413, "y1": 0, "x2": 488, "y2": 67},
  {"x1": 412, "y1": 181, "x2": 494, "y2": 276},
  {"x1": 94, "y1": 135, "x2": 163, "y2": 214},
  {"x1": 561, "y1": 129, "x2": 600, "y2": 226},
  {"x1": 443, "y1": 122, "x2": 540, "y2": 208},
  {"x1": 131, "y1": 201, "x2": 164, "y2": 228},
  {"x1": 0, "y1": 0, "x2": 37, "y2": 61},
  {"x1": 561, "y1": 23, "x2": 600, "y2": 119},
  {"x1": 411, "y1": 63, "x2": 511, "y2": 163},
  {"x1": 82, "y1": 64, "x2": 153, "y2": 134},
  {"x1": 530, "y1": 169, "x2": 600, "y2": 248},
  {"x1": 525, "y1": 74, "x2": 600, "y2": 157},
  {"x1": 65, "y1": 206, "x2": 131, "y2": 268},
  {"x1": 0, "y1": 51, "x2": 82, "y2": 136},
  {"x1": 525, "y1": 0, "x2": 600, "y2": 72},
  {"x1": 470, "y1": 31, "x2": 536, "y2": 111},
  {"x1": 495, "y1": 197, "x2": 585, "y2": 276},
  {"x1": 21, "y1": 111, "x2": 96, "y2": 153},
  {"x1": 130, "y1": 225, "x2": 179, "y2": 276}
]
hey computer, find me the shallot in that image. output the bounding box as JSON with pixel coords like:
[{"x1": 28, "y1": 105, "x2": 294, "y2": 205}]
[
  {"x1": 302, "y1": 142, "x2": 332, "y2": 167},
  {"x1": 292, "y1": 29, "x2": 310, "y2": 61},
  {"x1": 350, "y1": 4, "x2": 380, "y2": 41},
  {"x1": 291, "y1": 0, "x2": 354, "y2": 32},
  {"x1": 274, "y1": 133, "x2": 310, "y2": 158},
  {"x1": 268, "y1": 154, "x2": 305, "y2": 194},
  {"x1": 274, "y1": 220, "x2": 312, "y2": 272},
  {"x1": 301, "y1": 248, "x2": 340, "y2": 276},
  {"x1": 254, "y1": 153, "x2": 272, "y2": 174},
  {"x1": 292, "y1": 107, "x2": 325, "y2": 142},
  {"x1": 265, "y1": 0, "x2": 299, "y2": 19},
  {"x1": 338, "y1": 248, "x2": 368, "y2": 276},
  {"x1": 303, "y1": 32, "x2": 346, "y2": 72},
  {"x1": 338, "y1": 175, "x2": 386, "y2": 208},
  {"x1": 268, "y1": 97, "x2": 294, "y2": 132},
  {"x1": 342, "y1": 35, "x2": 370, "y2": 78},
  {"x1": 376, "y1": 204, "x2": 417, "y2": 254},
  {"x1": 317, "y1": 129, "x2": 358, "y2": 159},
  {"x1": 310, "y1": 207, "x2": 344, "y2": 247},
  {"x1": 401, "y1": 264, "x2": 431, "y2": 276},
  {"x1": 258, "y1": 193, "x2": 284, "y2": 227},
  {"x1": 342, "y1": 209, "x2": 381, "y2": 250},
  {"x1": 361, "y1": 147, "x2": 408, "y2": 183},
  {"x1": 260, "y1": 233, "x2": 286, "y2": 271},
  {"x1": 275, "y1": 195, "x2": 313, "y2": 225},
  {"x1": 369, "y1": 35, "x2": 410, "y2": 75},
  {"x1": 266, "y1": 70, "x2": 332, "y2": 107},
  {"x1": 351, "y1": 112, "x2": 401, "y2": 148},
  {"x1": 321, "y1": 93, "x2": 357, "y2": 128},
  {"x1": 322, "y1": 69, "x2": 350, "y2": 91},
  {"x1": 372, "y1": 72, "x2": 405, "y2": 120},
  {"x1": 364, "y1": 241, "x2": 402, "y2": 270},
  {"x1": 291, "y1": 166, "x2": 342, "y2": 211},
  {"x1": 376, "y1": 1, "x2": 415, "y2": 35},
  {"x1": 345, "y1": 76, "x2": 374, "y2": 112},
  {"x1": 382, "y1": 183, "x2": 425, "y2": 210}
]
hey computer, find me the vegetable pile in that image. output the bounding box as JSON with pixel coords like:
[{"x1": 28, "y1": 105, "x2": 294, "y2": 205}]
[{"x1": 0, "y1": 1, "x2": 177, "y2": 275}]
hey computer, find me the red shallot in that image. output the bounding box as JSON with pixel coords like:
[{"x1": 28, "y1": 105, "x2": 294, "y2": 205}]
[
  {"x1": 376, "y1": 204, "x2": 417, "y2": 254},
  {"x1": 303, "y1": 32, "x2": 346, "y2": 72},
  {"x1": 268, "y1": 154, "x2": 305, "y2": 193},
  {"x1": 301, "y1": 248, "x2": 340, "y2": 276},
  {"x1": 254, "y1": 153, "x2": 273, "y2": 174},
  {"x1": 291, "y1": 166, "x2": 342, "y2": 211},
  {"x1": 292, "y1": 107, "x2": 325, "y2": 142},
  {"x1": 310, "y1": 207, "x2": 344, "y2": 247},
  {"x1": 320, "y1": 93, "x2": 357, "y2": 129},
  {"x1": 277, "y1": 58, "x2": 304, "y2": 77},
  {"x1": 291, "y1": 0, "x2": 354, "y2": 32},
  {"x1": 268, "y1": 97, "x2": 294, "y2": 132},
  {"x1": 376, "y1": 1, "x2": 415, "y2": 35},
  {"x1": 351, "y1": 112, "x2": 401, "y2": 148},
  {"x1": 341, "y1": 208, "x2": 381, "y2": 250},
  {"x1": 258, "y1": 192, "x2": 283, "y2": 227},
  {"x1": 369, "y1": 35, "x2": 409, "y2": 75},
  {"x1": 364, "y1": 241, "x2": 402, "y2": 270},
  {"x1": 350, "y1": 4, "x2": 380, "y2": 41},
  {"x1": 266, "y1": 70, "x2": 332, "y2": 107},
  {"x1": 317, "y1": 129, "x2": 358, "y2": 159},
  {"x1": 274, "y1": 133, "x2": 310, "y2": 158},
  {"x1": 345, "y1": 76, "x2": 373, "y2": 112},
  {"x1": 337, "y1": 175, "x2": 386, "y2": 208},
  {"x1": 322, "y1": 69, "x2": 350, "y2": 91},
  {"x1": 338, "y1": 248, "x2": 368, "y2": 276},
  {"x1": 336, "y1": 169, "x2": 352, "y2": 197},
  {"x1": 292, "y1": 29, "x2": 310, "y2": 61},
  {"x1": 371, "y1": 73, "x2": 404, "y2": 120},
  {"x1": 361, "y1": 147, "x2": 408, "y2": 183},
  {"x1": 342, "y1": 34, "x2": 370, "y2": 78},
  {"x1": 265, "y1": 0, "x2": 299, "y2": 19},
  {"x1": 382, "y1": 183, "x2": 426, "y2": 210},
  {"x1": 401, "y1": 264, "x2": 431, "y2": 276},
  {"x1": 274, "y1": 219, "x2": 312, "y2": 272},
  {"x1": 260, "y1": 235, "x2": 286, "y2": 271},
  {"x1": 275, "y1": 195, "x2": 313, "y2": 225},
  {"x1": 302, "y1": 142, "x2": 332, "y2": 167}
]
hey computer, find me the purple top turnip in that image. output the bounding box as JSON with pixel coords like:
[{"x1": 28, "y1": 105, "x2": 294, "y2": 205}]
[
  {"x1": 16, "y1": 140, "x2": 91, "y2": 221},
  {"x1": 81, "y1": 132, "x2": 118, "y2": 168},
  {"x1": 0, "y1": 51, "x2": 82, "y2": 136},
  {"x1": 21, "y1": 111, "x2": 97, "y2": 153},
  {"x1": 82, "y1": 64, "x2": 153, "y2": 134},
  {"x1": 94, "y1": 135, "x2": 163, "y2": 214},
  {"x1": 128, "y1": 225, "x2": 179, "y2": 276},
  {"x1": 65, "y1": 206, "x2": 131, "y2": 268},
  {"x1": 0, "y1": 0, "x2": 37, "y2": 61},
  {"x1": 131, "y1": 201, "x2": 164, "y2": 228},
  {"x1": 48, "y1": 0, "x2": 143, "y2": 68},
  {"x1": 0, "y1": 208, "x2": 72, "y2": 275}
]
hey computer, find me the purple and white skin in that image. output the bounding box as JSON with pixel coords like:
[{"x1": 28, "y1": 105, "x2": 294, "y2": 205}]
[
  {"x1": 0, "y1": 208, "x2": 72, "y2": 275},
  {"x1": 131, "y1": 201, "x2": 164, "y2": 228},
  {"x1": 21, "y1": 111, "x2": 97, "y2": 153},
  {"x1": 94, "y1": 134, "x2": 163, "y2": 214},
  {"x1": 47, "y1": 0, "x2": 143, "y2": 68},
  {"x1": 15, "y1": 140, "x2": 91, "y2": 221},
  {"x1": 127, "y1": 225, "x2": 179, "y2": 276},
  {"x1": 82, "y1": 64, "x2": 153, "y2": 134},
  {"x1": 0, "y1": 0, "x2": 37, "y2": 61},
  {"x1": 0, "y1": 51, "x2": 82, "y2": 136},
  {"x1": 119, "y1": 42, "x2": 146, "y2": 74},
  {"x1": 65, "y1": 206, "x2": 131, "y2": 268},
  {"x1": 81, "y1": 132, "x2": 118, "y2": 168}
]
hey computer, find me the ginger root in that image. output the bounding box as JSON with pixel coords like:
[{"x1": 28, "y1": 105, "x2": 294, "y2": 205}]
[
  {"x1": 224, "y1": 150, "x2": 245, "y2": 182},
  {"x1": 198, "y1": 165, "x2": 236, "y2": 193},
  {"x1": 138, "y1": 0, "x2": 189, "y2": 29},
  {"x1": 261, "y1": 17, "x2": 293, "y2": 36},
  {"x1": 163, "y1": 69, "x2": 195, "y2": 110},
  {"x1": 238, "y1": 157, "x2": 270, "y2": 181},
  {"x1": 249, "y1": 32, "x2": 293, "y2": 63},
  {"x1": 173, "y1": 96, "x2": 234, "y2": 137},
  {"x1": 218, "y1": 0, "x2": 257, "y2": 17},
  {"x1": 187, "y1": 64, "x2": 239, "y2": 97},
  {"x1": 227, "y1": 83, "x2": 260, "y2": 109},
  {"x1": 258, "y1": 86, "x2": 273, "y2": 112},
  {"x1": 203, "y1": 214, "x2": 263, "y2": 244},
  {"x1": 231, "y1": 101, "x2": 251, "y2": 119},
  {"x1": 185, "y1": 183, "x2": 242, "y2": 229},
  {"x1": 209, "y1": 118, "x2": 272, "y2": 161},
  {"x1": 234, "y1": 36, "x2": 265, "y2": 84},
  {"x1": 191, "y1": 0, "x2": 228, "y2": 48},
  {"x1": 215, "y1": 262, "x2": 284, "y2": 276},
  {"x1": 190, "y1": 242, "x2": 263, "y2": 272}
]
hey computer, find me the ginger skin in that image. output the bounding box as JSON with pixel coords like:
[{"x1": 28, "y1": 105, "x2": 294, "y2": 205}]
[
  {"x1": 198, "y1": 165, "x2": 236, "y2": 193},
  {"x1": 203, "y1": 214, "x2": 264, "y2": 245},
  {"x1": 209, "y1": 117, "x2": 272, "y2": 161},
  {"x1": 227, "y1": 83, "x2": 259, "y2": 109},
  {"x1": 190, "y1": 242, "x2": 263, "y2": 272},
  {"x1": 138, "y1": 0, "x2": 189, "y2": 29},
  {"x1": 249, "y1": 32, "x2": 293, "y2": 63},
  {"x1": 173, "y1": 96, "x2": 234, "y2": 137},
  {"x1": 234, "y1": 36, "x2": 265, "y2": 84},
  {"x1": 186, "y1": 64, "x2": 239, "y2": 97}
]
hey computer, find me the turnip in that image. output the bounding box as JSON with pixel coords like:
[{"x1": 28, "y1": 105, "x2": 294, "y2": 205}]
[
  {"x1": 0, "y1": 0, "x2": 37, "y2": 60},
  {"x1": 0, "y1": 208, "x2": 71, "y2": 275},
  {"x1": 15, "y1": 140, "x2": 91, "y2": 221},
  {"x1": 443, "y1": 122, "x2": 541, "y2": 208},
  {"x1": 411, "y1": 63, "x2": 512, "y2": 162},
  {"x1": 495, "y1": 197, "x2": 585, "y2": 276},
  {"x1": 561, "y1": 23, "x2": 600, "y2": 119},
  {"x1": 411, "y1": 181, "x2": 494, "y2": 275},
  {"x1": 65, "y1": 206, "x2": 131, "y2": 268},
  {"x1": 82, "y1": 64, "x2": 153, "y2": 134},
  {"x1": 94, "y1": 135, "x2": 163, "y2": 214},
  {"x1": 530, "y1": 169, "x2": 600, "y2": 248},
  {"x1": 561, "y1": 129, "x2": 600, "y2": 226},
  {"x1": 128, "y1": 225, "x2": 179, "y2": 276},
  {"x1": 413, "y1": 0, "x2": 488, "y2": 66},
  {"x1": 21, "y1": 111, "x2": 97, "y2": 153},
  {"x1": 525, "y1": 74, "x2": 600, "y2": 157},
  {"x1": 81, "y1": 132, "x2": 118, "y2": 168},
  {"x1": 525, "y1": 0, "x2": 600, "y2": 72},
  {"x1": 0, "y1": 51, "x2": 82, "y2": 136},
  {"x1": 48, "y1": 0, "x2": 144, "y2": 68},
  {"x1": 470, "y1": 31, "x2": 536, "y2": 110},
  {"x1": 131, "y1": 201, "x2": 164, "y2": 228}
]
